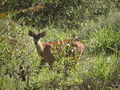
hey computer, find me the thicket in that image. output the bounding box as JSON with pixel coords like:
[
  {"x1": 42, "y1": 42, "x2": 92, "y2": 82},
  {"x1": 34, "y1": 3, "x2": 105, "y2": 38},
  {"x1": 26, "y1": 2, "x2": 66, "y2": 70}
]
[
  {"x1": 0, "y1": 0, "x2": 120, "y2": 89},
  {"x1": 3, "y1": 0, "x2": 120, "y2": 28}
]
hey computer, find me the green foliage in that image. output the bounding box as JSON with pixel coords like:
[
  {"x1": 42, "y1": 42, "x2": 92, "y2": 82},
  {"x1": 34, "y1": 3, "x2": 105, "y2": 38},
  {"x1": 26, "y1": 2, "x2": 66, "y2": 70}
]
[
  {"x1": 81, "y1": 55, "x2": 120, "y2": 90},
  {"x1": 0, "y1": 19, "x2": 40, "y2": 89},
  {"x1": 3, "y1": 0, "x2": 119, "y2": 28},
  {"x1": 90, "y1": 26, "x2": 120, "y2": 54},
  {"x1": 0, "y1": 0, "x2": 120, "y2": 90}
]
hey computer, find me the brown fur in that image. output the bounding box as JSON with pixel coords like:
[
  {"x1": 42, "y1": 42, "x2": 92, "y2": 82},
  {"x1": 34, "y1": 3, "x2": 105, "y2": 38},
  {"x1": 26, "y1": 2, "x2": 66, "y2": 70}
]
[{"x1": 28, "y1": 31, "x2": 85, "y2": 69}]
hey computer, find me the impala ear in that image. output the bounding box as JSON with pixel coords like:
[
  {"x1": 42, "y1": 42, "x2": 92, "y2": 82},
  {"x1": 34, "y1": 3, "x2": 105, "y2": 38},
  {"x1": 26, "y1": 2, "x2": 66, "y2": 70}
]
[
  {"x1": 28, "y1": 30, "x2": 35, "y2": 36},
  {"x1": 38, "y1": 32, "x2": 46, "y2": 37}
]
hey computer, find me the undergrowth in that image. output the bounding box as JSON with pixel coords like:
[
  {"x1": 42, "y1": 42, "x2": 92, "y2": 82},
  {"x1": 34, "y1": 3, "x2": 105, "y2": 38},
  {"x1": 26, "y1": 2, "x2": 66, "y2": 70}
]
[{"x1": 0, "y1": 0, "x2": 120, "y2": 90}]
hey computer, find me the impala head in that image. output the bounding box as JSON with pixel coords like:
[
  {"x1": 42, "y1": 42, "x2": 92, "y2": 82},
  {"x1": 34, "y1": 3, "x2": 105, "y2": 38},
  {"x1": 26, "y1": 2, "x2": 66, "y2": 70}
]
[{"x1": 28, "y1": 30, "x2": 46, "y2": 44}]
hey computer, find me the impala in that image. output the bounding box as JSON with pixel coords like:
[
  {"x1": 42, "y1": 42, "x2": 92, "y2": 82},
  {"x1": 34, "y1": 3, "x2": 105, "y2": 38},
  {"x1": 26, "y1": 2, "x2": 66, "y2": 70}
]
[{"x1": 28, "y1": 30, "x2": 85, "y2": 69}]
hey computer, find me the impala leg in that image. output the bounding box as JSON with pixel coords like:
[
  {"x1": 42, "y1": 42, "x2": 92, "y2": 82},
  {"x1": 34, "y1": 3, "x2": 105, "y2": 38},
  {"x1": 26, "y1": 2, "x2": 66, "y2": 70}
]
[
  {"x1": 39, "y1": 59, "x2": 45, "y2": 69},
  {"x1": 48, "y1": 62, "x2": 54, "y2": 70}
]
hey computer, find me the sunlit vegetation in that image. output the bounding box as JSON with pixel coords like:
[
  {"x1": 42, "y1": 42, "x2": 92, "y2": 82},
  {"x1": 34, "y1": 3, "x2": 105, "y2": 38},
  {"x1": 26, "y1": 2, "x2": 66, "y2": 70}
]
[{"x1": 0, "y1": 0, "x2": 120, "y2": 89}]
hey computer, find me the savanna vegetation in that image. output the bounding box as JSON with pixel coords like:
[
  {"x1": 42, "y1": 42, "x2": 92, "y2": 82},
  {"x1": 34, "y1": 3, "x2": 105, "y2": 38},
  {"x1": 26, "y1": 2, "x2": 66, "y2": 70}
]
[{"x1": 0, "y1": 0, "x2": 120, "y2": 90}]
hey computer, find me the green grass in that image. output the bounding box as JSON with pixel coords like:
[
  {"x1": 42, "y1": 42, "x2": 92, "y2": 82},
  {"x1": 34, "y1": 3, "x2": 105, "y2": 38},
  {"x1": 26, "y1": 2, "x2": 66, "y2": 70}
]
[{"x1": 0, "y1": 2, "x2": 120, "y2": 89}]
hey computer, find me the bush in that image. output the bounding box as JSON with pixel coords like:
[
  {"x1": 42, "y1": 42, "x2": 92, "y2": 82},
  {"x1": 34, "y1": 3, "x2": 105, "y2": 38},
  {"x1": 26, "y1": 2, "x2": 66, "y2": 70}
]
[
  {"x1": 90, "y1": 26, "x2": 120, "y2": 54},
  {"x1": 3, "y1": 0, "x2": 120, "y2": 28}
]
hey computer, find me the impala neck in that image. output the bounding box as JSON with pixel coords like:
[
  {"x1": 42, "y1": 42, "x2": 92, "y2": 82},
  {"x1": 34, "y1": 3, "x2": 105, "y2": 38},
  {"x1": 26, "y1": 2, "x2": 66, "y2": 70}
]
[
  {"x1": 37, "y1": 42, "x2": 44, "y2": 51},
  {"x1": 34, "y1": 41, "x2": 44, "y2": 58}
]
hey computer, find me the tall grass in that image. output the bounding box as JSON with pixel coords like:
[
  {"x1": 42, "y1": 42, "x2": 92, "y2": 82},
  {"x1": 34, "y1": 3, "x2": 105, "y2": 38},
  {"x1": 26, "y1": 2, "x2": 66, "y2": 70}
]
[
  {"x1": 1, "y1": 16, "x2": 120, "y2": 89},
  {"x1": 0, "y1": 0, "x2": 120, "y2": 89},
  {"x1": 90, "y1": 26, "x2": 120, "y2": 54}
]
